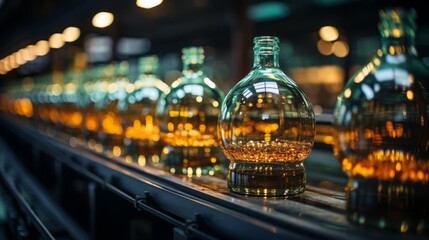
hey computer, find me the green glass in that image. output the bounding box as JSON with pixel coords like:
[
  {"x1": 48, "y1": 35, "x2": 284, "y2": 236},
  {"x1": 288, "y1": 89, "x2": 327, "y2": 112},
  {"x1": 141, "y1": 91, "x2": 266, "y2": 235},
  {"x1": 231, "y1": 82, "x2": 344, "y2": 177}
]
[
  {"x1": 218, "y1": 36, "x2": 315, "y2": 197},
  {"x1": 333, "y1": 8, "x2": 429, "y2": 233},
  {"x1": 157, "y1": 47, "x2": 225, "y2": 175},
  {"x1": 122, "y1": 56, "x2": 170, "y2": 160}
]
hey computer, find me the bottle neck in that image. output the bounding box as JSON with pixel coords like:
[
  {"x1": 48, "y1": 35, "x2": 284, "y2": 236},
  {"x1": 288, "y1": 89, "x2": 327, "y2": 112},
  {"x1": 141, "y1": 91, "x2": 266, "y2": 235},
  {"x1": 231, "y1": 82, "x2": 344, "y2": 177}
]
[
  {"x1": 182, "y1": 61, "x2": 203, "y2": 75},
  {"x1": 381, "y1": 35, "x2": 417, "y2": 56},
  {"x1": 252, "y1": 37, "x2": 280, "y2": 68},
  {"x1": 379, "y1": 9, "x2": 417, "y2": 56},
  {"x1": 181, "y1": 47, "x2": 205, "y2": 77},
  {"x1": 253, "y1": 50, "x2": 280, "y2": 68}
]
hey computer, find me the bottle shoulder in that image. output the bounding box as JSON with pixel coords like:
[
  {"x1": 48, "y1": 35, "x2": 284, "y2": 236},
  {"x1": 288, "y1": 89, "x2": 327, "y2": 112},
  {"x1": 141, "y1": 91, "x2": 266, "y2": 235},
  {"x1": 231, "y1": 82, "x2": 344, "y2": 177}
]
[
  {"x1": 165, "y1": 75, "x2": 225, "y2": 99},
  {"x1": 225, "y1": 67, "x2": 307, "y2": 101},
  {"x1": 344, "y1": 55, "x2": 429, "y2": 90}
]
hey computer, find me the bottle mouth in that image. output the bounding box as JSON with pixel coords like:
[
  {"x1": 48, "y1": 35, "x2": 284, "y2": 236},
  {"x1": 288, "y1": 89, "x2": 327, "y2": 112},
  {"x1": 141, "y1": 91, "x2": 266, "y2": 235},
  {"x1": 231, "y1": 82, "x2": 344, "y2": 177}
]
[
  {"x1": 182, "y1": 46, "x2": 204, "y2": 56},
  {"x1": 182, "y1": 46, "x2": 205, "y2": 64},
  {"x1": 253, "y1": 36, "x2": 279, "y2": 53},
  {"x1": 253, "y1": 36, "x2": 279, "y2": 44}
]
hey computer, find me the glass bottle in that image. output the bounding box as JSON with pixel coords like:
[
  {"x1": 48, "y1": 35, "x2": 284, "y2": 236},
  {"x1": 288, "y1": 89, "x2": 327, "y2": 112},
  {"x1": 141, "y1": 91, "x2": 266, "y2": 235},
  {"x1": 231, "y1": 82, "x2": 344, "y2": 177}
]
[
  {"x1": 100, "y1": 61, "x2": 129, "y2": 155},
  {"x1": 46, "y1": 72, "x2": 63, "y2": 133},
  {"x1": 333, "y1": 8, "x2": 429, "y2": 233},
  {"x1": 218, "y1": 36, "x2": 315, "y2": 197},
  {"x1": 82, "y1": 66, "x2": 101, "y2": 143},
  {"x1": 83, "y1": 64, "x2": 114, "y2": 150},
  {"x1": 157, "y1": 47, "x2": 225, "y2": 176},
  {"x1": 122, "y1": 56, "x2": 170, "y2": 162},
  {"x1": 59, "y1": 70, "x2": 83, "y2": 138},
  {"x1": 36, "y1": 74, "x2": 51, "y2": 127}
]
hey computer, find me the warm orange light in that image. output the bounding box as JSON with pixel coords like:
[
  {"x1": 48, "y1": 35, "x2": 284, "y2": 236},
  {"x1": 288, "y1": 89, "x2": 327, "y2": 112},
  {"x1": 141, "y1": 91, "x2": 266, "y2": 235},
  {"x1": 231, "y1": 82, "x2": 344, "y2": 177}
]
[
  {"x1": 102, "y1": 112, "x2": 123, "y2": 135},
  {"x1": 344, "y1": 88, "x2": 352, "y2": 98},
  {"x1": 406, "y1": 90, "x2": 414, "y2": 100},
  {"x1": 333, "y1": 41, "x2": 349, "y2": 58},
  {"x1": 92, "y1": 12, "x2": 114, "y2": 28},
  {"x1": 317, "y1": 39, "x2": 333, "y2": 56},
  {"x1": 35, "y1": 40, "x2": 50, "y2": 56},
  {"x1": 25, "y1": 45, "x2": 37, "y2": 61},
  {"x1": 319, "y1": 26, "x2": 339, "y2": 41},
  {"x1": 62, "y1": 26, "x2": 81, "y2": 42},
  {"x1": 49, "y1": 33, "x2": 65, "y2": 49}
]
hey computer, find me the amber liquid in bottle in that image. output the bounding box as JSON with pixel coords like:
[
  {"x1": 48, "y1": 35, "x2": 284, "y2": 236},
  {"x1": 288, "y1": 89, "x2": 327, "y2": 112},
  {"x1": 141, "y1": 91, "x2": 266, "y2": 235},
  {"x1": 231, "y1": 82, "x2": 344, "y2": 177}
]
[
  {"x1": 121, "y1": 56, "x2": 168, "y2": 160},
  {"x1": 161, "y1": 103, "x2": 222, "y2": 175},
  {"x1": 218, "y1": 36, "x2": 315, "y2": 197},
  {"x1": 223, "y1": 89, "x2": 313, "y2": 196},
  {"x1": 158, "y1": 47, "x2": 225, "y2": 175},
  {"x1": 123, "y1": 103, "x2": 162, "y2": 158},
  {"x1": 333, "y1": 8, "x2": 429, "y2": 233},
  {"x1": 100, "y1": 99, "x2": 124, "y2": 155}
]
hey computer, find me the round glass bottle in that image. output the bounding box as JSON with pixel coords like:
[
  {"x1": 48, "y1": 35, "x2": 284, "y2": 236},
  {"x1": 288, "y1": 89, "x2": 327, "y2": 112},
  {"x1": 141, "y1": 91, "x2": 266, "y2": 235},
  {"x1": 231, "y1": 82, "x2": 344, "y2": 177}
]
[
  {"x1": 157, "y1": 47, "x2": 225, "y2": 176},
  {"x1": 333, "y1": 8, "x2": 429, "y2": 233},
  {"x1": 122, "y1": 56, "x2": 170, "y2": 161},
  {"x1": 218, "y1": 36, "x2": 315, "y2": 197}
]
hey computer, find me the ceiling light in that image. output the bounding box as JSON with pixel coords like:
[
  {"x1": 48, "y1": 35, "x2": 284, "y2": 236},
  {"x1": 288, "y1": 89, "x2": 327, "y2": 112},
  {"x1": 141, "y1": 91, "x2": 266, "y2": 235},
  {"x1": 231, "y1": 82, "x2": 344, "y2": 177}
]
[
  {"x1": 49, "y1": 33, "x2": 65, "y2": 49},
  {"x1": 333, "y1": 40, "x2": 349, "y2": 58},
  {"x1": 319, "y1": 26, "x2": 339, "y2": 42},
  {"x1": 63, "y1": 26, "x2": 81, "y2": 42},
  {"x1": 35, "y1": 40, "x2": 50, "y2": 56},
  {"x1": 92, "y1": 12, "x2": 114, "y2": 28},
  {"x1": 136, "y1": 0, "x2": 163, "y2": 9}
]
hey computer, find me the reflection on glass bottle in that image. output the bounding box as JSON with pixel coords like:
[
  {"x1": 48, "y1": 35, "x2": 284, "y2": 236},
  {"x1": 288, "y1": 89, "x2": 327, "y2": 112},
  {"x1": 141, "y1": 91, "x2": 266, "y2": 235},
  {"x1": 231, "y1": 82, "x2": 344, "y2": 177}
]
[
  {"x1": 99, "y1": 61, "x2": 129, "y2": 155},
  {"x1": 122, "y1": 56, "x2": 170, "y2": 162},
  {"x1": 218, "y1": 36, "x2": 315, "y2": 197},
  {"x1": 157, "y1": 47, "x2": 225, "y2": 176},
  {"x1": 333, "y1": 8, "x2": 429, "y2": 233}
]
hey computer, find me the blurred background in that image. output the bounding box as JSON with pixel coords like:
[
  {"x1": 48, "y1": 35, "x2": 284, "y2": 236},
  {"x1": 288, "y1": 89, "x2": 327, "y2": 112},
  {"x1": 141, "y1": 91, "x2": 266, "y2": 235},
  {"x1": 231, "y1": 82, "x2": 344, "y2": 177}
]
[{"x1": 0, "y1": 0, "x2": 427, "y2": 112}]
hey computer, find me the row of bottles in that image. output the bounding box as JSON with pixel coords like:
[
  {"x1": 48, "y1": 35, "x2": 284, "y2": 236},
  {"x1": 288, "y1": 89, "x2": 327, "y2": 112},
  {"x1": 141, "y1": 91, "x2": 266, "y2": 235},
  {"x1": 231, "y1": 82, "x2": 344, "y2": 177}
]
[
  {"x1": 1, "y1": 40, "x2": 315, "y2": 196},
  {"x1": 0, "y1": 7, "x2": 427, "y2": 234},
  {"x1": 1, "y1": 48, "x2": 226, "y2": 177}
]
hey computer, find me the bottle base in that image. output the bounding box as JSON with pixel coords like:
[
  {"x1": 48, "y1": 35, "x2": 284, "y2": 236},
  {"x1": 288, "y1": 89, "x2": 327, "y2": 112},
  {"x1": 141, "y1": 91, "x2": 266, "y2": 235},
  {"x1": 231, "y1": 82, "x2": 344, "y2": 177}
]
[
  {"x1": 228, "y1": 161, "x2": 306, "y2": 197},
  {"x1": 161, "y1": 146, "x2": 224, "y2": 176},
  {"x1": 347, "y1": 177, "x2": 429, "y2": 234}
]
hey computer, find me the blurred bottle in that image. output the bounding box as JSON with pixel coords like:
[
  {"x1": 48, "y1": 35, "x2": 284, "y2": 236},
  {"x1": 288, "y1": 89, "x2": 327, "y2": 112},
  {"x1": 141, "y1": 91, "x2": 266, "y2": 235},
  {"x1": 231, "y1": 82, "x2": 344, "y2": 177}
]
[
  {"x1": 46, "y1": 72, "x2": 63, "y2": 133},
  {"x1": 59, "y1": 70, "x2": 83, "y2": 138},
  {"x1": 99, "y1": 61, "x2": 129, "y2": 155},
  {"x1": 218, "y1": 36, "x2": 315, "y2": 196},
  {"x1": 157, "y1": 47, "x2": 225, "y2": 176},
  {"x1": 122, "y1": 56, "x2": 170, "y2": 162},
  {"x1": 83, "y1": 64, "x2": 113, "y2": 147},
  {"x1": 36, "y1": 74, "x2": 52, "y2": 126},
  {"x1": 333, "y1": 8, "x2": 429, "y2": 233}
]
